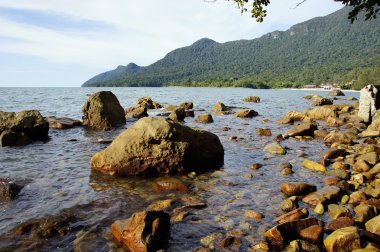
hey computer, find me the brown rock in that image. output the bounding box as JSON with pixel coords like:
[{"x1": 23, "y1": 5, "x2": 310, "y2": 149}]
[
  {"x1": 302, "y1": 186, "x2": 341, "y2": 206},
  {"x1": 46, "y1": 116, "x2": 82, "y2": 129},
  {"x1": 280, "y1": 197, "x2": 298, "y2": 212},
  {"x1": 257, "y1": 128, "x2": 272, "y2": 136},
  {"x1": 324, "y1": 227, "x2": 361, "y2": 252},
  {"x1": 265, "y1": 218, "x2": 322, "y2": 248},
  {"x1": 324, "y1": 131, "x2": 354, "y2": 146},
  {"x1": 328, "y1": 90, "x2": 345, "y2": 96},
  {"x1": 212, "y1": 102, "x2": 229, "y2": 115},
  {"x1": 112, "y1": 211, "x2": 170, "y2": 252},
  {"x1": 299, "y1": 225, "x2": 323, "y2": 243},
  {"x1": 0, "y1": 178, "x2": 22, "y2": 201},
  {"x1": 274, "y1": 208, "x2": 309, "y2": 224},
  {"x1": 150, "y1": 177, "x2": 188, "y2": 193},
  {"x1": 323, "y1": 149, "x2": 348, "y2": 160},
  {"x1": 356, "y1": 152, "x2": 378, "y2": 166},
  {"x1": 178, "y1": 102, "x2": 193, "y2": 110},
  {"x1": 327, "y1": 204, "x2": 352, "y2": 219},
  {"x1": 284, "y1": 123, "x2": 317, "y2": 138},
  {"x1": 0, "y1": 130, "x2": 32, "y2": 147},
  {"x1": 348, "y1": 191, "x2": 367, "y2": 205},
  {"x1": 168, "y1": 108, "x2": 186, "y2": 122},
  {"x1": 280, "y1": 182, "x2": 316, "y2": 196},
  {"x1": 324, "y1": 176, "x2": 341, "y2": 186},
  {"x1": 234, "y1": 109, "x2": 258, "y2": 118},
  {"x1": 125, "y1": 105, "x2": 148, "y2": 118},
  {"x1": 137, "y1": 96, "x2": 162, "y2": 109},
  {"x1": 302, "y1": 159, "x2": 326, "y2": 172},
  {"x1": 195, "y1": 113, "x2": 213, "y2": 124},
  {"x1": 365, "y1": 215, "x2": 380, "y2": 236},
  {"x1": 314, "y1": 129, "x2": 329, "y2": 138},
  {"x1": 354, "y1": 203, "x2": 377, "y2": 223},
  {"x1": 243, "y1": 96, "x2": 260, "y2": 103},
  {"x1": 91, "y1": 117, "x2": 224, "y2": 176},
  {"x1": 326, "y1": 217, "x2": 355, "y2": 233},
  {"x1": 216, "y1": 236, "x2": 242, "y2": 251},
  {"x1": 245, "y1": 210, "x2": 264, "y2": 220},
  {"x1": 307, "y1": 107, "x2": 338, "y2": 120},
  {"x1": 250, "y1": 163, "x2": 263, "y2": 170},
  {"x1": 82, "y1": 91, "x2": 126, "y2": 130}
]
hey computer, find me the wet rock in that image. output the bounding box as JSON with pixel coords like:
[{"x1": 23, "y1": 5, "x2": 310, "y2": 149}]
[
  {"x1": 245, "y1": 210, "x2": 264, "y2": 220},
  {"x1": 0, "y1": 110, "x2": 49, "y2": 146},
  {"x1": 326, "y1": 116, "x2": 345, "y2": 127},
  {"x1": 178, "y1": 102, "x2": 193, "y2": 110},
  {"x1": 282, "y1": 168, "x2": 294, "y2": 175},
  {"x1": 280, "y1": 182, "x2": 316, "y2": 196},
  {"x1": 328, "y1": 90, "x2": 345, "y2": 96},
  {"x1": 264, "y1": 142, "x2": 286, "y2": 155},
  {"x1": 331, "y1": 161, "x2": 350, "y2": 170},
  {"x1": 324, "y1": 131, "x2": 354, "y2": 146},
  {"x1": 324, "y1": 227, "x2": 361, "y2": 252},
  {"x1": 365, "y1": 215, "x2": 380, "y2": 236},
  {"x1": 283, "y1": 110, "x2": 307, "y2": 122},
  {"x1": 46, "y1": 116, "x2": 82, "y2": 129},
  {"x1": 0, "y1": 178, "x2": 22, "y2": 201},
  {"x1": 354, "y1": 203, "x2": 377, "y2": 223},
  {"x1": 302, "y1": 159, "x2": 326, "y2": 172},
  {"x1": 284, "y1": 123, "x2": 317, "y2": 138},
  {"x1": 307, "y1": 107, "x2": 338, "y2": 120},
  {"x1": 243, "y1": 96, "x2": 260, "y2": 103},
  {"x1": 212, "y1": 102, "x2": 229, "y2": 115},
  {"x1": 256, "y1": 128, "x2": 272, "y2": 136},
  {"x1": 82, "y1": 91, "x2": 126, "y2": 130},
  {"x1": 314, "y1": 129, "x2": 329, "y2": 138},
  {"x1": 137, "y1": 96, "x2": 162, "y2": 109},
  {"x1": 280, "y1": 197, "x2": 299, "y2": 212},
  {"x1": 327, "y1": 204, "x2": 352, "y2": 219},
  {"x1": 326, "y1": 169, "x2": 349, "y2": 180},
  {"x1": 312, "y1": 97, "x2": 333, "y2": 106},
  {"x1": 302, "y1": 186, "x2": 341, "y2": 206},
  {"x1": 91, "y1": 117, "x2": 224, "y2": 176},
  {"x1": 234, "y1": 109, "x2": 258, "y2": 118},
  {"x1": 216, "y1": 236, "x2": 242, "y2": 251},
  {"x1": 358, "y1": 85, "x2": 379, "y2": 123},
  {"x1": 125, "y1": 105, "x2": 148, "y2": 118},
  {"x1": 274, "y1": 208, "x2": 308, "y2": 224},
  {"x1": 326, "y1": 217, "x2": 355, "y2": 233},
  {"x1": 287, "y1": 239, "x2": 320, "y2": 252},
  {"x1": 112, "y1": 210, "x2": 170, "y2": 252},
  {"x1": 147, "y1": 199, "x2": 174, "y2": 211},
  {"x1": 362, "y1": 188, "x2": 380, "y2": 198},
  {"x1": 265, "y1": 218, "x2": 322, "y2": 249},
  {"x1": 168, "y1": 108, "x2": 186, "y2": 122},
  {"x1": 299, "y1": 225, "x2": 323, "y2": 243},
  {"x1": 0, "y1": 130, "x2": 33, "y2": 147},
  {"x1": 313, "y1": 203, "x2": 325, "y2": 215},
  {"x1": 200, "y1": 233, "x2": 223, "y2": 250},
  {"x1": 250, "y1": 163, "x2": 263, "y2": 170},
  {"x1": 150, "y1": 177, "x2": 188, "y2": 193},
  {"x1": 349, "y1": 191, "x2": 367, "y2": 205},
  {"x1": 324, "y1": 176, "x2": 341, "y2": 186},
  {"x1": 195, "y1": 113, "x2": 213, "y2": 124},
  {"x1": 15, "y1": 211, "x2": 76, "y2": 238},
  {"x1": 323, "y1": 149, "x2": 348, "y2": 160}
]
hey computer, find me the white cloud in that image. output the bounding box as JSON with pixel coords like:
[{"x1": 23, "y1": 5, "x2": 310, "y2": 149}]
[{"x1": 0, "y1": 0, "x2": 343, "y2": 86}]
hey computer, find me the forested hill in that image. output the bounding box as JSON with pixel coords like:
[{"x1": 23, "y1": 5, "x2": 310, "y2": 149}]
[{"x1": 82, "y1": 7, "x2": 380, "y2": 89}]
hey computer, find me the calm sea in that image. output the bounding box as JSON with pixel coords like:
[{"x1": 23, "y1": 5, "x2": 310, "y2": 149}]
[{"x1": 0, "y1": 87, "x2": 359, "y2": 251}]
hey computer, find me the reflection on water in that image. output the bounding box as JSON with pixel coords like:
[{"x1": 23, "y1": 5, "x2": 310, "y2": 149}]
[{"x1": 0, "y1": 87, "x2": 359, "y2": 251}]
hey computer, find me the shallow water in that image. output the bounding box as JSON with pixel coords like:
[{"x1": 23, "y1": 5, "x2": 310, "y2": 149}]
[{"x1": 0, "y1": 87, "x2": 359, "y2": 251}]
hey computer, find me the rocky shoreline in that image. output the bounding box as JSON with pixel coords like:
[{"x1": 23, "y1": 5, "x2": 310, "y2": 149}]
[{"x1": 1, "y1": 88, "x2": 380, "y2": 251}]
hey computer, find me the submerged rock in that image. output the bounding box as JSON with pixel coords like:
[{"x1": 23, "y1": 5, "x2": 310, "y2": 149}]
[
  {"x1": 82, "y1": 91, "x2": 126, "y2": 130},
  {"x1": 91, "y1": 117, "x2": 224, "y2": 176},
  {"x1": 112, "y1": 211, "x2": 170, "y2": 252},
  {"x1": 0, "y1": 110, "x2": 49, "y2": 146},
  {"x1": 150, "y1": 177, "x2": 188, "y2": 193},
  {"x1": 280, "y1": 182, "x2": 316, "y2": 196}
]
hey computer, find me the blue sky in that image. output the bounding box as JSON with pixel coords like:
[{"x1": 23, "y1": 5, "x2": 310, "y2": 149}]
[{"x1": 0, "y1": 0, "x2": 343, "y2": 87}]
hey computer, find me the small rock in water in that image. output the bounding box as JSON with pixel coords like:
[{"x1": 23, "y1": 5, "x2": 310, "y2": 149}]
[
  {"x1": 264, "y1": 142, "x2": 286, "y2": 155},
  {"x1": 243, "y1": 96, "x2": 260, "y2": 103},
  {"x1": 249, "y1": 163, "x2": 263, "y2": 170},
  {"x1": 313, "y1": 203, "x2": 324, "y2": 215},
  {"x1": 245, "y1": 210, "x2": 264, "y2": 220},
  {"x1": 280, "y1": 197, "x2": 299, "y2": 212},
  {"x1": 229, "y1": 136, "x2": 238, "y2": 142},
  {"x1": 257, "y1": 128, "x2": 272, "y2": 136}
]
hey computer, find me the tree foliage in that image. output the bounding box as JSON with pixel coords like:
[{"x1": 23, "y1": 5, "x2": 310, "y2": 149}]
[{"x1": 228, "y1": 0, "x2": 380, "y2": 22}]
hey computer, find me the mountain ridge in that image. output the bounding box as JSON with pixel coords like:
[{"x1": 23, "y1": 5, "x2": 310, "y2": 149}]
[{"x1": 83, "y1": 7, "x2": 380, "y2": 88}]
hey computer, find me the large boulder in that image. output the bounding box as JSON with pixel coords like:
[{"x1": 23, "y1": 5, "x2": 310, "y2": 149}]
[
  {"x1": 358, "y1": 85, "x2": 380, "y2": 123},
  {"x1": 112, "y1": 211, "x2": 170, "y2": 252},
  {"x1": 91, "y1": 117, "x2": 224, "y2": 176},
  {"x1": 0, "y1": 110, "x2": 49, "y2": 146},
  {"x1": 82, "y1": 91, "x2": 126, "y2": 130}
]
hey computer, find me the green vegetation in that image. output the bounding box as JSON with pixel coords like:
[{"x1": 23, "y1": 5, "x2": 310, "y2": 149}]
[{"x1": 83, "y1": 7, "x2": 380, "y2": 90}]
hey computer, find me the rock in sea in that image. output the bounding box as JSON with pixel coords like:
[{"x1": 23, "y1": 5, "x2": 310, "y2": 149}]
[
  {"x1": 91, "y1": 117, "x2": 224, "y2": 176},
  {"x1": 112, "y1": 210, "x2": 170, "y2": 252},
  {"x1": 0, "y1": 110, "x2": 49, "y2": 147},
  {"x1": 82, "y1": 91, "x2": 126, "y2": 130}
]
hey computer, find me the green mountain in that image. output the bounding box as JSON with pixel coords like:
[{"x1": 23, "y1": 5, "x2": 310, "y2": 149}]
[{"x1": 82, "y1": 7, "x2": 380, "y2": 89}]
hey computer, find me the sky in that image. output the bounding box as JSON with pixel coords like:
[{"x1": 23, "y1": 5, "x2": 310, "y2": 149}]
[{"x1": 0, "y1": 0, "x2": 343, "y2": 87}]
